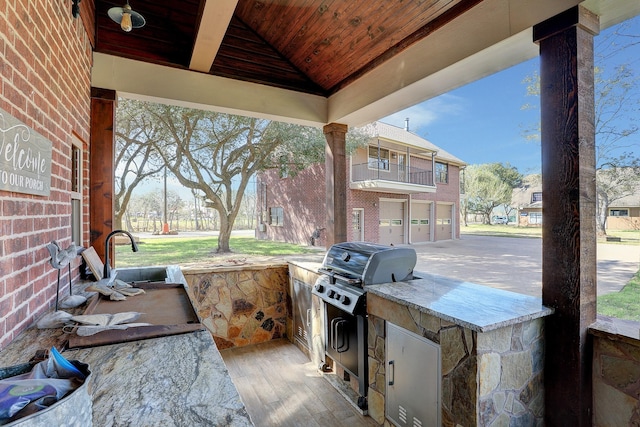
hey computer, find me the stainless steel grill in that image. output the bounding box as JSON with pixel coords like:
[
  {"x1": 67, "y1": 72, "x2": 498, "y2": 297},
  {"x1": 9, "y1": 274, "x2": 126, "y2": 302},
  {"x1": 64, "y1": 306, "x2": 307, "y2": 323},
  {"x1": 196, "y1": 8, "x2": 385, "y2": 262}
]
[{"x1": 313, "y1": 242, "x2": 417, "y2": 410}]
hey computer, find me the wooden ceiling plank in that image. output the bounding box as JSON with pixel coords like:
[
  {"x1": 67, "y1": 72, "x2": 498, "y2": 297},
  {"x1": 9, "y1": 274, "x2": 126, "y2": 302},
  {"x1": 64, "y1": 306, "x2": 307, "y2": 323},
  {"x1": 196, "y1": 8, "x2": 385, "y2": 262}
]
[
  {"x1": 267, "y1": 0, "x2": 327, "y2": 51},
  {"x1": 328, "y1": 0, "x2": 483, "y2": 93},
  {"x1": 237, "y1": 0, "x2": 317, "y2": 51},
  {"x1": 306, "y1": 0, "x2": 464, "y2": 89},
  {"x1": 212, "y1": 15, "x2": 325, "y2": 94},
  {"x1": 278, "y1": 0, "x2": 342, "y2": 58},
  {"x1": 283, "y1": 0, "x2": 444, "y2": 88},
  {"x1": 189, "y1": 0, "x2": 239, "y2": 71},
  {"x1": 319, "y1": 0, "x2": 459, "y2": 85}
]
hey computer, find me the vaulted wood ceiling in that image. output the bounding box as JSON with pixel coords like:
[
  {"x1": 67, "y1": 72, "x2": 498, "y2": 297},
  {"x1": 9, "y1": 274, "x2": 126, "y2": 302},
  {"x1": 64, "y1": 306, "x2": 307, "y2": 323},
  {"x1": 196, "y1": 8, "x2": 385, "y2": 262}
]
[
  {"x1": 91, "y1": 0, "x2": 639, "y2": 127},
  {"x1": 94, "y1": 0, "x2": 482, "y2": 96}
]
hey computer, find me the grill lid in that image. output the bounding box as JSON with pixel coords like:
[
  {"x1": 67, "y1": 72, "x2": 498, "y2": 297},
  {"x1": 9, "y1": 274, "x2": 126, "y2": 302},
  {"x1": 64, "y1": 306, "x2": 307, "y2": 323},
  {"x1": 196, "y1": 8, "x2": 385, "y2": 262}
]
[{"x1": 320, "y1": 242, "x2": 417, "y2": 286}]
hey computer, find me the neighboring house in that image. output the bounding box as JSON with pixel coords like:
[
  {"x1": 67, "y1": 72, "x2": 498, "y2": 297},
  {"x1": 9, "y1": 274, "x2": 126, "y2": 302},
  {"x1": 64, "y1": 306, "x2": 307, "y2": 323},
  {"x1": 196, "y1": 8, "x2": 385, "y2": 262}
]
[
  {"x1": 513, "y1": 173, "x2": 640, "y2": 230},
  {"x1": 605, "y1": 194, "x2": 640, "y2": 231},
  {"x1": 511, "y1": 175, "x2": 543, "y2": 227},
  {"x1": 256, "y1": 121, "x2": 466, "y2": 246}
]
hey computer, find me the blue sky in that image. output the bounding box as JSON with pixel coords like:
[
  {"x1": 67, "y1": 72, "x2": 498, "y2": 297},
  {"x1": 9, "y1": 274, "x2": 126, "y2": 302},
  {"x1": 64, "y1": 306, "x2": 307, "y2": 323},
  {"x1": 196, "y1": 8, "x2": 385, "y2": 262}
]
[{"x1": 382, "y1": 15, "x2": 640, "y2": 175}]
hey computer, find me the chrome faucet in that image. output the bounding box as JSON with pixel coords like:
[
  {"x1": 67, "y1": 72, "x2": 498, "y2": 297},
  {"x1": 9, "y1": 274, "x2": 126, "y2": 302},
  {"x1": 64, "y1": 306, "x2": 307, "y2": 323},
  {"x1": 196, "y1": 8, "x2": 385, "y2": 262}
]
[{"x1": 103, "y1": 229, "x2": 139, "y2": 279}]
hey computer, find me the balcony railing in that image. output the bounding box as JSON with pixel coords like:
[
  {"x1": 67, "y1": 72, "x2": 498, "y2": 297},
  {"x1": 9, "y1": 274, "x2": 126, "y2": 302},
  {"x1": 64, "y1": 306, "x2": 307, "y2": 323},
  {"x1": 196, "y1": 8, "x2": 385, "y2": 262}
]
[{"x1": 351, "y1": 163, "x2": 434, "y2": 186}]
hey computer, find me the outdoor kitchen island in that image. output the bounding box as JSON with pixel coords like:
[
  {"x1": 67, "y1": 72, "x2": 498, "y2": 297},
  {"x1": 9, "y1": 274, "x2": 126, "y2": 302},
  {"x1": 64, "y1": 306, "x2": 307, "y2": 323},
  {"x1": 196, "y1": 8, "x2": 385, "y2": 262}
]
[
  {"x1": 365, "y1": 271, "x2": 553, "y2": 427},
  {"x1": 0, "y1": 275, "x2": 254, "y2": 426}
]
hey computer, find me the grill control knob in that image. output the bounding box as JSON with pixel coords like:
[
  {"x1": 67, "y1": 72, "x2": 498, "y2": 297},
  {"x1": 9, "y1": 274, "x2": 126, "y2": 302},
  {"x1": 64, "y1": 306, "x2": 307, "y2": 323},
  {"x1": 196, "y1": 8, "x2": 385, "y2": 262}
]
[
  {"x1": 314, "y1": 283, "x2": 325, "y2": 293},
  {"x1": 340, "y1": 295, "x2": 351, "y2": 305},
  {"x1": 327, "y1": 290, "x2": 336, "y2": 298}
]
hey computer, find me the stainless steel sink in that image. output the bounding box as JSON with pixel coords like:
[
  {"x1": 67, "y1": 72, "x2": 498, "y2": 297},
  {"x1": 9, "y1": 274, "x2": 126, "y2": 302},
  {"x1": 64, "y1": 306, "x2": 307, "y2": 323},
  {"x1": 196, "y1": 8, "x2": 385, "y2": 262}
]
[
  {"x1": 68, "y1": 266, "x2": 203, "y2": 349},
  {"x1": 113, "y1": 266, "x2": 168, "y2": 283}
]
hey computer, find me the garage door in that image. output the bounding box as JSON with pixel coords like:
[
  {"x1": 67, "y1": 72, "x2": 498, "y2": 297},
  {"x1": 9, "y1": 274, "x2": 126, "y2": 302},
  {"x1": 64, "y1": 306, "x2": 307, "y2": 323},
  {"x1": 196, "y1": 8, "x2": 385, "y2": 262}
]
[
  {"x1": 435, "y1": 204, "x2": 452, "y2": 241},
  {"x1": 411, "y1": 201, "x2": 431, "y2": 243},
  {"x1": 379, "y1": 200, "x2": 405, "y2": 245}
]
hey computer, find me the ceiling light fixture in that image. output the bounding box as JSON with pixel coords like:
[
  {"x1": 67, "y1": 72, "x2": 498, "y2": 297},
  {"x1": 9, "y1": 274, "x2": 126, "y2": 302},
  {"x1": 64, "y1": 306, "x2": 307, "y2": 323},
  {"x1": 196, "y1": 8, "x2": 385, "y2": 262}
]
[{"x1": 108, "y1": 2, "x2": 146, "y2": 32}]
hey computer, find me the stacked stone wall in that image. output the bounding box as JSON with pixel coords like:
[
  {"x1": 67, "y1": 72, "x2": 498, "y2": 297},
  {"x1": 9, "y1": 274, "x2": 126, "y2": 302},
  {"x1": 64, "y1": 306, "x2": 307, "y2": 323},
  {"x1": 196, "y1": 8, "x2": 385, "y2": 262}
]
[
  {"x1": 592, "y1": 330, "x2": 640, "y2": 426},
  {"x1": 182, "y1": 264, "x2": 290, "y2": 349},
  {"x1": 367, "y1": 293, "x2": 545, "y2": 426}
]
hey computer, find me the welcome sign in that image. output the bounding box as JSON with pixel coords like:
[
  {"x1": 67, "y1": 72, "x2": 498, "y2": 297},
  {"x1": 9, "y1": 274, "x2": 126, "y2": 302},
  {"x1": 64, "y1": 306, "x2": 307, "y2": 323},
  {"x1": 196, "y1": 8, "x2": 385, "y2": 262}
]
[{"x1": 0, "y1": 108, "x2": 52, "y2": 196}]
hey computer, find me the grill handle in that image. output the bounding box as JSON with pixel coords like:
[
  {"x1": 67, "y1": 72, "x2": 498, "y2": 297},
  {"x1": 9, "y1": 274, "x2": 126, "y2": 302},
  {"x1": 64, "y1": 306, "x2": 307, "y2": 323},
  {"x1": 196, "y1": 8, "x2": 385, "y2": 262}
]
[
  {"x1": 330, "y1": 317, "x2": 340, "y2": 350},
  {"x1": 388, "y1": 360, "x2": 395, "y2": 386},
  {"x1": 330, "y1": 317, "x2": 349, "y2": 352},
  {"x1": 318, "y1": 268, "x2": 362, "y2": 286},
  {"x1": 336, "y1": 319, "x2": 348, "y2": 353}
]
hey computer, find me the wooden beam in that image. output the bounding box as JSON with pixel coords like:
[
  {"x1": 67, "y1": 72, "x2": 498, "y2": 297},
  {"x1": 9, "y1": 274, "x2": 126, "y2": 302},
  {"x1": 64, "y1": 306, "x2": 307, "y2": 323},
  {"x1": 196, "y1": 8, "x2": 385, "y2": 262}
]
[
  {"x1": 90, "y1": 88, "x2": 116, "y2": 263},
  {"x1": 534, "y1": 6, "x2": 599, "y2": 426},
  {"x1": 324, "y1": 123, "x2": 348, "y2": 247},
  {"x1": 189, "y1": 0, "x2": 238, "y2": 72}
]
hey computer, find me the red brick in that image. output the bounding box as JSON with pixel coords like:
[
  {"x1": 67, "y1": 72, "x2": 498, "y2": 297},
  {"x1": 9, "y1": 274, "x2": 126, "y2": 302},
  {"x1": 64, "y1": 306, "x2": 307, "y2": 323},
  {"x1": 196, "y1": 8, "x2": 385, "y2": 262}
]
[
  {"x1": 0, "y1": 296, "x2": 13, "y2": 319},
  {"x1": 12, "y1": 218, "x2": 34, "y2": 234},
  {"x1": 3, "y1": 200, "x2": 27, "y2": 216},
  {"x1": 6, "y1": 236, "x2": 28, "y2": 253},
  {"x1": 5, "y1": 304, "x2": 27, "y2": 331}
]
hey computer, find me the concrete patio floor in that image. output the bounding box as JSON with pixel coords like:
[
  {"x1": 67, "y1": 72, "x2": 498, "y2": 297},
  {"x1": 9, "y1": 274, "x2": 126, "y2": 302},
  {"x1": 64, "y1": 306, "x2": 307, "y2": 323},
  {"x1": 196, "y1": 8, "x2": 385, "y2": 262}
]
[{"x1": 412, "y1": 235, "x2": 640, "y2": 297}]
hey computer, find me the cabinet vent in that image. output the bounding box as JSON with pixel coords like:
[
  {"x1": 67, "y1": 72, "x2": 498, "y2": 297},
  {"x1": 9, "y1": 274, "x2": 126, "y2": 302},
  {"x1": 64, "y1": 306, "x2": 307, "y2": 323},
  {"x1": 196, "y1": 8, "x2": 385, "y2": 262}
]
[{"x1": 399, "y1": 405, "x2": 407, "y2": 424}]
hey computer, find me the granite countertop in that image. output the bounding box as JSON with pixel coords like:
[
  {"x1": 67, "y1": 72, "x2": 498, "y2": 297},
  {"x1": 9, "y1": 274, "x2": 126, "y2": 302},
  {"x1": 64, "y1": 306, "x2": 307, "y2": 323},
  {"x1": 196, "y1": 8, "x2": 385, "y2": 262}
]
[
  {"x1": 0, "y1": 270, "x2": 253, "y2": 427},
  {"x1": 367, "y1": 271, "x2": 553, "y2": 332}
]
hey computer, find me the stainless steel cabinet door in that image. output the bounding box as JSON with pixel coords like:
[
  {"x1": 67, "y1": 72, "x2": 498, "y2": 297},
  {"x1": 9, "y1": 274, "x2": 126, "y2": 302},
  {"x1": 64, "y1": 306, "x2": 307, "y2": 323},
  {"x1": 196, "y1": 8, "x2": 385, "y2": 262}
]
[
  {"x1": 386, "y1": 322, "x2": 441, "y2": 427},
  {"x1": 292, "y1": 279, "x2": 312, "y2": 350}
]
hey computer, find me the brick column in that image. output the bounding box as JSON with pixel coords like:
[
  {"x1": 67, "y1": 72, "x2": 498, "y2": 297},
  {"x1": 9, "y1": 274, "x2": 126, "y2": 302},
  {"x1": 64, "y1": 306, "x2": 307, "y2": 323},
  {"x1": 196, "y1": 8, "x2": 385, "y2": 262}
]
[
  {"x1": 90, "y1": 88, "x2": 116, "y2": 262},
  {"x1": 534, "y1": 6, "x2": 599, "y2": 426},
  {"x1": 324, "y1": 123, "x2": 348, "y2": 247}
]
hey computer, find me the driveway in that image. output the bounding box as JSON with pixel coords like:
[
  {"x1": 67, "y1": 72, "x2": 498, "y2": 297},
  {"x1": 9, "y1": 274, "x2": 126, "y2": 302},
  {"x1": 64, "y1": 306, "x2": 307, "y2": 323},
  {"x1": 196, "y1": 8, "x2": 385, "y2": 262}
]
[{"x1": 413, "y1": 235, "x2": 640, "y2": 297}]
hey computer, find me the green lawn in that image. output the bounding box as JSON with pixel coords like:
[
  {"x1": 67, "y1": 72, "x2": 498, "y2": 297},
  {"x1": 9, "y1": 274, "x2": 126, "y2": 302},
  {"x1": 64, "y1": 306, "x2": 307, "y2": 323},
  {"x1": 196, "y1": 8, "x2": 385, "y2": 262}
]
[
  {"x1": 461, "y1": 224, "x2": 542, "y2": 238},
  {"x1": 462, "y1": 223, "x2": 640, "y2": 245},
  {"x1": 114, "y1": 235, "x2": 319, "y2": 267},
  {"x1": 598, "y1": 272, "x2": 640, "y2": 321}
]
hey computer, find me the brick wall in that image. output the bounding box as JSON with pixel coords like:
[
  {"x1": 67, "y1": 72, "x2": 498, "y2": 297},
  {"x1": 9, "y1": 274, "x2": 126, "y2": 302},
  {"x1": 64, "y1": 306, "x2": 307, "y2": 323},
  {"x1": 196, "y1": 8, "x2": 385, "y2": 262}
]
[
  {"x1": 0, "y1": 0, "x2": 93, "y2": 350},
  {"x1": 257, "y1": 157, "x2": 464, "y2": 245},
  {"x1": 257, "y1": 163, "x2": 327, "y2": 246}
]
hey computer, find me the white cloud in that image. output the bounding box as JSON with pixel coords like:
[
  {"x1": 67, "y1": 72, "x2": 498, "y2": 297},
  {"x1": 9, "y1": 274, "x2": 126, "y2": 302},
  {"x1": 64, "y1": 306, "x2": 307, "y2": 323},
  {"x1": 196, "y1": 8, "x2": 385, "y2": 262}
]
[{"x1": 380, "y1": 94, "x2": 467, "y2": 132}]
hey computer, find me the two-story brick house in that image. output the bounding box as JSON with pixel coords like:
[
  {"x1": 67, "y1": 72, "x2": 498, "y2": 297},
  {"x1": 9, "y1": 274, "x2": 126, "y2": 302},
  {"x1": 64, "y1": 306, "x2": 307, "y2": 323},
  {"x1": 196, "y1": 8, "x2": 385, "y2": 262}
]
[{"x1": 256, "y1": 121, "x2": 466, "y2": 246}]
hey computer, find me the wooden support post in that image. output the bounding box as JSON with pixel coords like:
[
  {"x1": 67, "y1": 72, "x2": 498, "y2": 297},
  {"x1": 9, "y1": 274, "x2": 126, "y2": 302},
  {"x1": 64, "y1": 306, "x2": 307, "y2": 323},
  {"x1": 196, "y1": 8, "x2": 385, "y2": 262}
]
[
  {"x1": 90, "y1": 88, "x2": 116, "y2": 262},
  {"x1": 324, "y1": 123, "x2": 348, "y2": 247},
  {"x1": 534, "y1": 6, "x2": 599, "y2": 426}
]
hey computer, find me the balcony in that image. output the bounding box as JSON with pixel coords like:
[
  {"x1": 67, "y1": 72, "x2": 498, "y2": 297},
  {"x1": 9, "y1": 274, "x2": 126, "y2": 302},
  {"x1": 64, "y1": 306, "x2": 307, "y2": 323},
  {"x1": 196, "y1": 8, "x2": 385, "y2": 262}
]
[{"x1": 350, "y1": 162, "x2": 436, "y2": 194}]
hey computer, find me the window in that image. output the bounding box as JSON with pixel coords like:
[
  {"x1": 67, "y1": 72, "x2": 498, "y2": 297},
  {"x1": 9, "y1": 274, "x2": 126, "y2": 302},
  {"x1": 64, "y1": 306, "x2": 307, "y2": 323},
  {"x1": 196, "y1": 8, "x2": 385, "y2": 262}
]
[
  {"x1": 610, "y1": 209, "x2": 629, "y2": 217},
  {"x1": 529, "y1": 212, "x2": 543, "y2": 224},
  {"x1": 368, "y1": 146, "x2": 390, "y2": 171},
  {"x1": 531, "y1": 192, "x2": 543, "y2": 203},
  {"x1": 352, "y1": 208, "x2": 364, "y2": 241},
  {"x1": 70, "y1": 139, "x2": 83, "y2": 245},
  {"x1": 435, "y1": 162, "x2": 448, "y2": 183},
  {"x1": 269, "y1": 207, "x2": 284, "y2": 226},
  {"x1": 352, "y1": 210, "x2": 362, "y2": 231}
]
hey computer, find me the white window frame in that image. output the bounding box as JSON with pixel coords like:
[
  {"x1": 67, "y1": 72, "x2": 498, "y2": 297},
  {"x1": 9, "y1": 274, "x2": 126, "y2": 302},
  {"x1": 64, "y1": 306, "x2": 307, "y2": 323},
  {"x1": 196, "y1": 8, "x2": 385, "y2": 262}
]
[
  {"x1": 435, "y1": 162, "x2": 448, "y2": 184},
  {"x1": 269, "y1": 206, "x2": 284, "y2": 226},
  {"x1": 609, "y1": 209, "x2": 629, "y2": 217},
  {"x1": 368, "y1": 146, "x2": 390, "y2": 171},
  {"x1": 71, "y1": 136, "x2": 83, "y2": 245}
]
